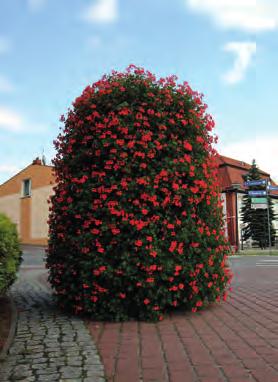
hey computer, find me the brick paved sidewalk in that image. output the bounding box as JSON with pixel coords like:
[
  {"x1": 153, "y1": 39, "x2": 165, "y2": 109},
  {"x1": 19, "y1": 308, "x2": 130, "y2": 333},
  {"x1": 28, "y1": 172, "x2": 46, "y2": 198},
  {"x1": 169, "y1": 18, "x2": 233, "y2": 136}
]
[
  {"x1": 0, "y1": 268, "x2": 105, "y2": 382},
  {"x1": 87, "y1": 257, "x2": 278, "y2": 382}
]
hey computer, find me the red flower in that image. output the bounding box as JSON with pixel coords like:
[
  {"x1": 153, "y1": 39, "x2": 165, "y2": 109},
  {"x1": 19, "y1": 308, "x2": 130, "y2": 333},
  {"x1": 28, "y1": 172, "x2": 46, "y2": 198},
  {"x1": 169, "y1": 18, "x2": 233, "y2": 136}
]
[
  {"x1": 116, "y1": 139, "x2": 125, "y2": 146},
  {"x1": 169, "y1": 241, "x2": 177, "y2": 252},
  {"x1": 177, "y1": 243, "x2": 184, "y2": 255},
  {"x1": 190, "y1": 242, "x2": 199, "y2": 248},
  {"x1": 150, "y1": 251, "x2": 157, "y2": 258},
  {"x1": 118, "y1": 108, "x2": 130, "y2": 116},
  {"x1": 111, "y1": 228, "x2": 120, "y2": 235},
  {"x1": 183, "y1": 141, "x2": 192, "y2": 151},
  {"x1": 142, "y1": 133, "x2": 152, "y2": 142}
]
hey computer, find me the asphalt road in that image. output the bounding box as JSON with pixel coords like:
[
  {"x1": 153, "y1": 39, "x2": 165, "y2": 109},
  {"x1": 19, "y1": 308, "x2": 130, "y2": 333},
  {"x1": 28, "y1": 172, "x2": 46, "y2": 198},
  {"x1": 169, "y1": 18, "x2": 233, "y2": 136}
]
[
  {"x1": 21, "y1": 245, "x2": 278, "y2": 287},
  {"x1": 20, "y1": 244, "x2": 46, "y2": 267},
  {"x1": 229, "y1": 255, "x2": 278, "y2": 287}
]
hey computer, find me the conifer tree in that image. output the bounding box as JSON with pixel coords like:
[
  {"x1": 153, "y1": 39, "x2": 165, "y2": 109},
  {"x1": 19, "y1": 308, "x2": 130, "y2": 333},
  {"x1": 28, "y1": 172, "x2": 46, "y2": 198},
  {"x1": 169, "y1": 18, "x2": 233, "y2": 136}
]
[{"x1": 241, "y1": 159, "x2": 276, "y2": 248}]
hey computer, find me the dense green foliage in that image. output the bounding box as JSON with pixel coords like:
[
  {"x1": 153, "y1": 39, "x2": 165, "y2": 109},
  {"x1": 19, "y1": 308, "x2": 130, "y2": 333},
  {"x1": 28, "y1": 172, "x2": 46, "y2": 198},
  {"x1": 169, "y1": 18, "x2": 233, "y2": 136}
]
[
  {"x1": 47, "y1": 66, "x2": 232, "y2": 321},
  {"x1": 0, "y1": 213, "x2": 22, "y2": 295},
  {"x1": 241, "y1": 159, "x2": 276, "y2": 248}
]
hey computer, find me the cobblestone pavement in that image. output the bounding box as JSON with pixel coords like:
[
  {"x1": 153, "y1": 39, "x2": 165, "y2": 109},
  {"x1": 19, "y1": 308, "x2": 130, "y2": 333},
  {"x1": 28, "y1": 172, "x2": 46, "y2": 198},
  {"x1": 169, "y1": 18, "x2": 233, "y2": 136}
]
[
  {"x1": 87, "y1": 256, "x2": 278, "y2": 382},
  {"x1": 0, "y1": 268, "x2": 105, "y2": 382}
]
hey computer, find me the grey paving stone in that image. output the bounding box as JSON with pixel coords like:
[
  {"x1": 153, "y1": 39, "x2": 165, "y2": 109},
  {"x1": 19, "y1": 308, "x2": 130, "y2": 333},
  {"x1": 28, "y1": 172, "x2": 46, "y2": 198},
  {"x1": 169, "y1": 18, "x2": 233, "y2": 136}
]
[
  {"x1": 60, "y1": 366, "x2": 82, "y2": 378},
  {"x1": 11, "y1": 364, "x2": 33, "y2": 379},
  {"x1": 1, "y1": 269, "x2": 105, "y2": 382},
  {"x1": 29, "y1": 353, "x2": 46, "y2": 361},
  {"x1": 86, "y1": 369, "x2": 105, "y2": 377},
  {"x1": 86, "y1": 364, "x2": 105, "y2": 373},
  {"x1": 32, "y1": 364, "x2": 49, "y2": 371},
  {"x1": 36, "y1": 367, "x2": 60, "y2": 375},
  {"x1": 36, "y1": 374, "x2": 60, "y2": 382}
]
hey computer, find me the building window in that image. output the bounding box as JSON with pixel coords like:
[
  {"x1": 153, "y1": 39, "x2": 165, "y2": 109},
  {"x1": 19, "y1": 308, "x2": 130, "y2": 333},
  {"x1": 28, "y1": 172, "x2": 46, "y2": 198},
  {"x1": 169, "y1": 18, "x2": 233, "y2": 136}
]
[{"x1": 22, "y1": 179, "x2": 31, "y2": 197}]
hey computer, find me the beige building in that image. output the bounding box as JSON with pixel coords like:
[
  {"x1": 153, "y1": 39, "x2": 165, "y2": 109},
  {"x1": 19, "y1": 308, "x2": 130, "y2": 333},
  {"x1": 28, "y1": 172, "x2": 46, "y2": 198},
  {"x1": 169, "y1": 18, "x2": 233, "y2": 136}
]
[{"x1": 0, "y1": 158, "x2": 55, "y2": 245}]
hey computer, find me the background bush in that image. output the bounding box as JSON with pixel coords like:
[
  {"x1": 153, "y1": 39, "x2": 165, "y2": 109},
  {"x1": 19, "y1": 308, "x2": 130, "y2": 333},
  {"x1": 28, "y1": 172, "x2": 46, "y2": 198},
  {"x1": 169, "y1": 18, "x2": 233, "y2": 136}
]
[
  {"x1": 0, "y1": 213, "x2": 22, "y2": 295},
  {"x1": 47, "y1": 65, "x2": 232, "y2": 321}
]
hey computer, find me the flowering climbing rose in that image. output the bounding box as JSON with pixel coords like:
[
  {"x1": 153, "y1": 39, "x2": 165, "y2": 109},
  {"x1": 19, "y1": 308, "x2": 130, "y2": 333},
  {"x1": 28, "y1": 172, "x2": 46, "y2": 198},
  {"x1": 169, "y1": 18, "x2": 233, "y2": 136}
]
[{"x1": 46, "y1": 65, "x2": 232, "y2": 321}]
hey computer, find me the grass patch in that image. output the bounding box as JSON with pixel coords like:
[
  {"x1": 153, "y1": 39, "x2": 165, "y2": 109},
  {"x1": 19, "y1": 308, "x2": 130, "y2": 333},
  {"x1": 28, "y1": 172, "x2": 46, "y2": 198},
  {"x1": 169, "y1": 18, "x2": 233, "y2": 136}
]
[{"x1": 235, "y1": 249, "x2": 278, "y2": 256}]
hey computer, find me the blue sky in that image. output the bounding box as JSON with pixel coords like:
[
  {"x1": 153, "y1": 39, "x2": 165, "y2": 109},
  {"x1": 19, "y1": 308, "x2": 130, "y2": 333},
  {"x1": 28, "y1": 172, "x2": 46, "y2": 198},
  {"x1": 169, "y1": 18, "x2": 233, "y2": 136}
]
[{"x1": 0, "y1": 0, "x2": 277, "y2": 183}]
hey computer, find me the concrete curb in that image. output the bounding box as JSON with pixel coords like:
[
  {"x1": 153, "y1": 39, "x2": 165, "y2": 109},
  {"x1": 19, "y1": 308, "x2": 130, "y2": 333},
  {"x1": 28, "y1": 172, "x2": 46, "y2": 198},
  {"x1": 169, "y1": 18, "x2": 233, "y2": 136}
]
[
  {"x1": 0, "y1": 292, "x2": 18, "y2": 362},
  {"x1": 230, "y1": 254, "x2": 278, "y2": 257}
]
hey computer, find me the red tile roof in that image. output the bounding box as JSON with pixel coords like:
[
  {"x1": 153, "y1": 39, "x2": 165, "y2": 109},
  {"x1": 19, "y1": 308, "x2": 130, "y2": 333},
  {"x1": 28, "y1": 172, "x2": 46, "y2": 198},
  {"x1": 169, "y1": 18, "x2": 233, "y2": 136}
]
[{"x1": 217, "y1": 155, "x2": 278, "y2": 195}]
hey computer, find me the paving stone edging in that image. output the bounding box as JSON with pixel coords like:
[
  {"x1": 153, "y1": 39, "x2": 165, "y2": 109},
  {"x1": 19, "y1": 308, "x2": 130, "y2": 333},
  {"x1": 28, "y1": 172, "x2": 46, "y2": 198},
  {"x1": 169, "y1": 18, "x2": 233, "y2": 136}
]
[{"x1": 0, "y1": 292, "x2": 18, "y2": 362}]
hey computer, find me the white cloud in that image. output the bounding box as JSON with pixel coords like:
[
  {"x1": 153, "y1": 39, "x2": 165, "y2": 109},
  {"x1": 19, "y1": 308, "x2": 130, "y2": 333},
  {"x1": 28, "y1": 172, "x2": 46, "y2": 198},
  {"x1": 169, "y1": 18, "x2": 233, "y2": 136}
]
[
  {"x1": 0, "y1": 36, "x2": 11, "y2": 55},
  {"x1": 0, "y1": 163, "x2": 29, "y2": 184},
  {"x1": 220, "y1": 136, "x2": 278, "y2": 183},
  {"x1": 0, "y1": 164, "x2": 21, "y2": 175},
  {"x1": 222, "y1": 42, "x2": 256, "y2": 84},
  {"x1": 0, "y1": 107, "x2": 24, "y2": 132},
  {"x1": 0, "y1": 106, "x2": 47, "y2": 133},
  {"x1": 27, "y1": 0, "x2": 47, "y2": 12},
  {"x1": 186, "y1": 0, "x2": 278, "y2": 32},
  {"x1": 83, "y1": 0, "x2": 118, "y2": 23},
  {"x1": 0, "y1": 76, "x2": 14, "y2": 93}
]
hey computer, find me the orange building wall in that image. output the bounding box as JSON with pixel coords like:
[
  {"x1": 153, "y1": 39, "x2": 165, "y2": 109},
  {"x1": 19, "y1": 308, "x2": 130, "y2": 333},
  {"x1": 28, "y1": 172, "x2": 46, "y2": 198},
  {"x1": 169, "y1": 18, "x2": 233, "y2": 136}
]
[
  {"x1": 20, "y1": 197, "x2": 31, "y2": 243},
  {"x1": 0, "y1": 164, "x2": 55, "y2": 246},
  {"x1": 0, "y1": 165, "x2": 54, "y2": 197}
]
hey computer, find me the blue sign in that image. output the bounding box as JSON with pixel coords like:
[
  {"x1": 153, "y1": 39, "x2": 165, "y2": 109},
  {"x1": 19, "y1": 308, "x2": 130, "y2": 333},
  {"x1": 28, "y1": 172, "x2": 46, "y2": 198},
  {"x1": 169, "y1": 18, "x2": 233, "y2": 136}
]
[
  {"x1": 244, "y1": 179, "x2": 267, "y2": 187},
  {"x1": 268, "y1": 185, "x2": 278, "y2": 191},
  {"x1": 248, "y1": 190, "x2": 267, "y2": 196}
]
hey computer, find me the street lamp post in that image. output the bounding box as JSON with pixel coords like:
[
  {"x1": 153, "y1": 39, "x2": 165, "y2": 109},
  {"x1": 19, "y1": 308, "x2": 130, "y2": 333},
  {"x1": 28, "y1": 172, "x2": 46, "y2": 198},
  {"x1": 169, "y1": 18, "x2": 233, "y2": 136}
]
[{"x1": 266, "y1": 179, "x2": 272, "y2": 254}]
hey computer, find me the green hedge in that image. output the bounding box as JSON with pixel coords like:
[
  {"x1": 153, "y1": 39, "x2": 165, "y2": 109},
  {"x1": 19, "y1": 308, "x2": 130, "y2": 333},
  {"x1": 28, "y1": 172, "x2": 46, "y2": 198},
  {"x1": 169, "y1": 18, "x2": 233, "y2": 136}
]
[{"x1": 0, "y1": 213, "x2": 22, "y2": 295}]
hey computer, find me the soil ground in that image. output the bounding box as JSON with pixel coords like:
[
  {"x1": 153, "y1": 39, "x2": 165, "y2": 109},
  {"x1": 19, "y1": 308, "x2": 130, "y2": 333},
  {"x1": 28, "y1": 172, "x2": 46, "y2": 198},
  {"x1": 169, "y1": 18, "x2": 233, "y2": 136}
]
[{"x1": 0, "y1": 295, "x2": 12, "y2": 355}]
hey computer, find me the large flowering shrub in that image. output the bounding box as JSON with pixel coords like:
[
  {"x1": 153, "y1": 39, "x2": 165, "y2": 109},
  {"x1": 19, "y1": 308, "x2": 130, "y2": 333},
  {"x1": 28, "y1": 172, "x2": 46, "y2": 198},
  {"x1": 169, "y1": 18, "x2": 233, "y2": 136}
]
[{"x1": 46, "y1": 66, "x2": 232, "y2": 321}]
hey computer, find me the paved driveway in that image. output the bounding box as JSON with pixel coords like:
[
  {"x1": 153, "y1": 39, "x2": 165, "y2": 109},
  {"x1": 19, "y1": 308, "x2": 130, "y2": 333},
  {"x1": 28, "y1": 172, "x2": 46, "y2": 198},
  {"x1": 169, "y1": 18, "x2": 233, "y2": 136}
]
[
  {"x1": 88, "y1": 256, "x2": 278, "y2": 382},
  {"x1": 0, "y1": 246, "x2": 105, "y2": 382},
  {"x1": 3, "y1": 249, "x2": 278, "y2": 382}
]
